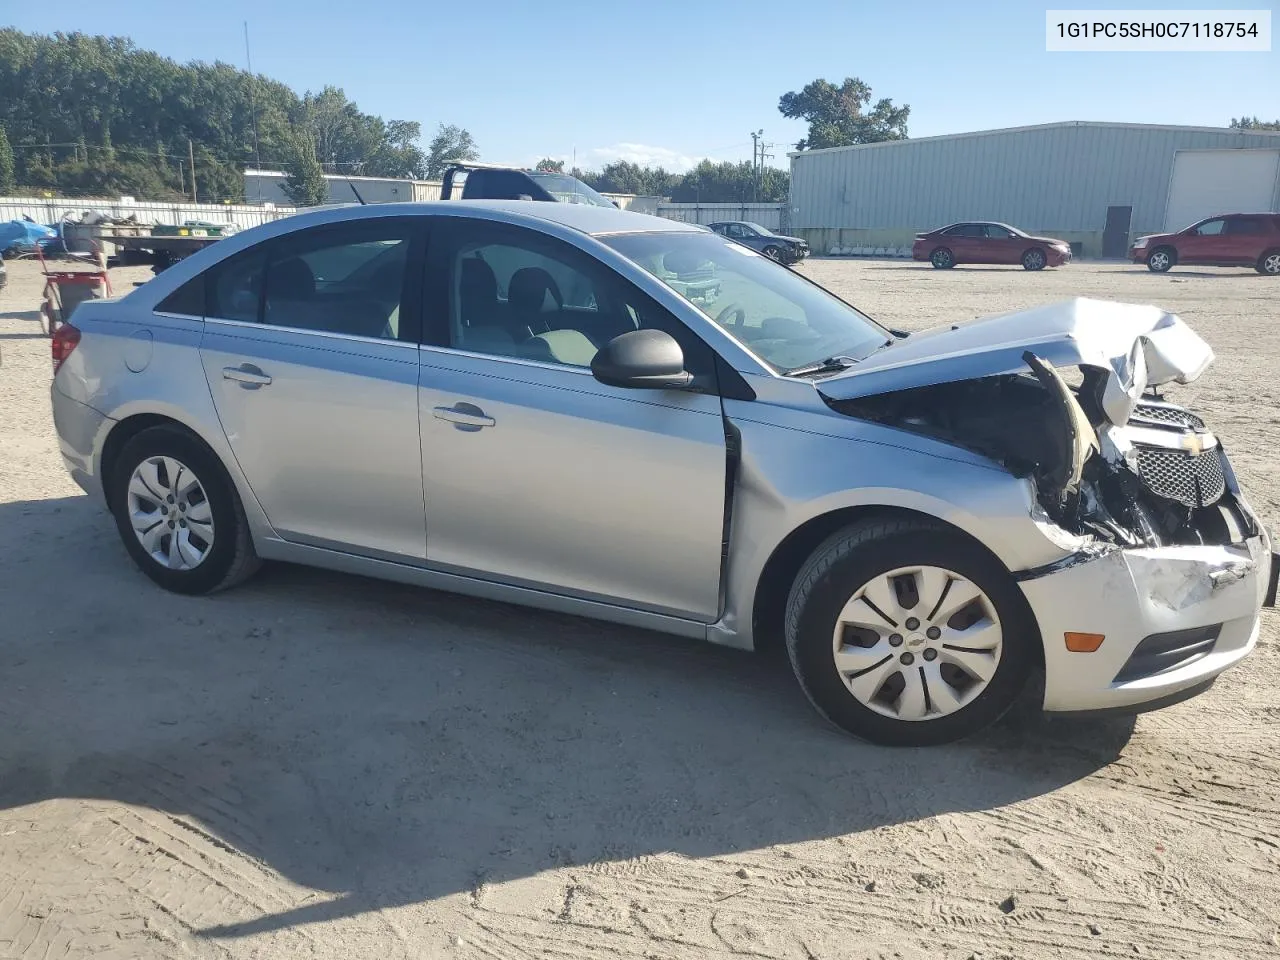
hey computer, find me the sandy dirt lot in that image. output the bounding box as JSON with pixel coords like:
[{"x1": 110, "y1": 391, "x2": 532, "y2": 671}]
[{"x1": 1, "y1": 255, "x2": 1278, "y2": 960}]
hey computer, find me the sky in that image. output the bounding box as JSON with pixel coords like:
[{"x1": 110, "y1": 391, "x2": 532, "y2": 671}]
[{"x1": 4, "y1": 1, "x2": 1276, "y2": 172}]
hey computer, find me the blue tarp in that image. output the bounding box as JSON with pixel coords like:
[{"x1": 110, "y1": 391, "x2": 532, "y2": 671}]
[{"x1": 0, "y1": 218, "x2": 58, "y2": 255}]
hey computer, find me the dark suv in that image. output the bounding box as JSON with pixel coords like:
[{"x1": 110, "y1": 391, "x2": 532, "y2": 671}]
[{"x1": 1131, "y1": 213, "x2": 1280, "y2": 275}]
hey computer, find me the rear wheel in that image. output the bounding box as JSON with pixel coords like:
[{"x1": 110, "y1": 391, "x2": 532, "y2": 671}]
[
  {"x1": 109, "y1": 426, "x2": 261, "y2": 594},
  {"x1": 784, "y1": 517, "x2": 1037, "y2": 746},
  {"x1": 1258, "y1": 249, "x2": 1280, "y2": 276},
  {"x1": 930, "y1": 247, "x2": 954, "y2": 269},
  {"x1": 1147, "y1": 247, "x2": 1175, "y2": 272},
  {"x1": 1021, "y1": 248, "x2": 1046, "y2": 271}
]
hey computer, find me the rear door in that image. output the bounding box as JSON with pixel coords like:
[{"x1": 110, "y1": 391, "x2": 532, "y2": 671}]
[
  {"x1": 416, "y1": 217, "x2": 727, "y2": 620},
  {"x1": 198, "y1": 217, "x2": 429, "y2": 560},
  {"x1": 1222, "y1": 215, "x2": 1268, "y2": 265},
  {"x1": 946, "y1": 223, "x2": 985, "y2": 262}
]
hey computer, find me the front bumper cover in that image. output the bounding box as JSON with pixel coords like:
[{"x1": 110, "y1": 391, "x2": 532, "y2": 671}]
[{"x1": 1018, "y1": 530, "x2": 1272, "y2": 714}]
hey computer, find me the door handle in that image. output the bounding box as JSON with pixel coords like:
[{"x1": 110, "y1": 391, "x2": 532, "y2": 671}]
[
  {"x1": 222, "y1": 364, "x2": 272, "y2": 388},
  {"x1": 432, "y1": 403, "x2": 495, "y2": 430}
]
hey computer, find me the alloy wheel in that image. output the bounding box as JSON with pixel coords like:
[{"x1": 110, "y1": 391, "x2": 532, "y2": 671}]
[
  {"x1": 1149, "y1": 250, "x2": 1171, "y2": 271},
  {"x1": 1263, "y1": 252, "x2": 1280, "y2": 275},
  {"x1": 126, "y1": 456, "x2": 215, "y2": 570},
  {"x1": 831, "y1": 565, "x2": 1002, "y2": 721}
]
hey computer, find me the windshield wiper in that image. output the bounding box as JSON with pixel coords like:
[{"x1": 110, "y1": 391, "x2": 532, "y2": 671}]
[
  {"x1": 784, "y1": 340, "x2": 895, "y2": 377},
  {"x1": 783, "y1": 355, "x2": 862, "y2": 377}
]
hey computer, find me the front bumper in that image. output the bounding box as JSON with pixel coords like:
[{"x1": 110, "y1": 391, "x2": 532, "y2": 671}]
[
  {"x1": 1019, "y1": 530, "x2": 1273, "y2": 714},
  {"x1": 1129, "y1": 246, "x2": 1149, "y2": 263},
  {"x1": 1046, "y1": 247, "x2": 1072, "y2": 266}
]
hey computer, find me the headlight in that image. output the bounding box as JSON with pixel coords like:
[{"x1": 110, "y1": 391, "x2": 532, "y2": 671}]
[{"x1": 1133, "y1": 237, "x2": 1149, "y2": 249}]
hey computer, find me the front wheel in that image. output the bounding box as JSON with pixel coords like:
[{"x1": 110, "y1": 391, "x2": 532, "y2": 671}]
[
  {"x1": 1021, "y1": 248, "x2": 1046, "y2": 271},
  {"x1": 762, "y1": 244, "x2": 782, "y2": 261},
  {"x1": 1258, "y1": 249, "x2": 1280, "y2": 276},
  {"x1": 784, "y1": 517, "x2": 1037, "y2": 746},
  {"x1": 109, "y1": 426, "x2": 261, "y2": 594},
  {"x1": 930, "y1": 247, "x2": 954, "y2": 269},
  {"x1": 1147, "y1": 247, "x2": 1174, "y2": 272}
]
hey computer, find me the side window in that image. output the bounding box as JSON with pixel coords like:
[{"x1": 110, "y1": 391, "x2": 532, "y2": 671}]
[
  {"x1": 984, "y1": 224, "x2": 1011, "y2": 239},
  {"x1": 440, "y1": 222, "x2": 716, "y2": 387},
  {"x1": 261, "y1": 223, "x2": 412, "y2": 340},
  {"x1": 1226, "y1": 217, "x2": 1265, "y2": 235},
  {"x1": 155, "y1": 275, "x2": 205, "y2": 316},
  {"x1": 207, "y1": 251, "x2": 265, "y2": 323},
  {"x1": 1194, "y1": 219, "x2": 1226, "y2": 236},
  {"x1": 725, "y1": 224, "x2": 746, "y2": 238}
]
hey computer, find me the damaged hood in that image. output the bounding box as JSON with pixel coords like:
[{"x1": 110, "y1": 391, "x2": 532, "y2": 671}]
[{"x1": 821, "y1": 297, "x2": 1214, "y2": 424}]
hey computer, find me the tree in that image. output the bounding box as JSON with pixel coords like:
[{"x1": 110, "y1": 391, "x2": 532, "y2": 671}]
[
  {"x1": 0, "y1": 29, "x2": 432, "y2": 199},
  {"x1": 281, "y1": 132, "x2": 328, "y2": 206},
  {"x1": 779, "y1": 77, "x2": 909, "y2": 150},
  {"x1": 425, "y1": 124, "x2": 479, "y2": 179},
  {"x1": 1231, "y1": 116, "x2": 1280, "y2": 131},
  {"x1": 536, "y1": 157, "x2": 564, "y2": 173},
  {"x1": 0, "y1": 125, "x2": 14, "y2": 194}
]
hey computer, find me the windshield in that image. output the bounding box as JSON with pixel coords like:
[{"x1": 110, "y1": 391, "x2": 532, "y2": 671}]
[
  {"x1": 529, "y1": 173, "x2": 616, "y2": 208},
  {"x1": 603, "y1": 232, "x2": 889, "y2": 373}
]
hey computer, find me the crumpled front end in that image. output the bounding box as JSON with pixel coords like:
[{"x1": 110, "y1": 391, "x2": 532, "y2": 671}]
[{"x1": 822, "y1": 300, "x2": 1275, "y2": 715}]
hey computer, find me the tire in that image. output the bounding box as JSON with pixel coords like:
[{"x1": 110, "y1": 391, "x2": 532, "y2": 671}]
[
  {"x1": 109, "y1": 426, "x2": 261, "y2": 595},
  {"x1": 784, "y1": 517, "x2": 1037, "y2": 747},
  {"x1": 762, "y1": 245, "x2": 782, "y2": 261},
  {"x1": 1021, "y1": 248, "x2": 1046, "y2": 271},
  {"x1": 1257, "y1": 249, "x2": 1280, "y2": 276},
  {"x1": 1147, "y1": 247, "x2": 1175, "y2": 273},
  {"x1": 929, "y1": 247, "x2": 954, "y2": 269}
]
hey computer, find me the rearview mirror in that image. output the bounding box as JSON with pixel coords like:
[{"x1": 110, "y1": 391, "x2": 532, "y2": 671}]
[{"x1": 591, "y1": 329, "x2": 693, "y2": 390}]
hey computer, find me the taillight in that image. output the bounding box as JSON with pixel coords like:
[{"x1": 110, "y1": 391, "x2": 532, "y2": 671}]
[{"x1": 51, "y1": 322, "x2": 81, "y2": 374}]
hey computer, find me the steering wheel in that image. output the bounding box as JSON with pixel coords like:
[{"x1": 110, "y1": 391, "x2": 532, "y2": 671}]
[{"x1": 715, "y1": 302, "x2": 747, "y2": 329}]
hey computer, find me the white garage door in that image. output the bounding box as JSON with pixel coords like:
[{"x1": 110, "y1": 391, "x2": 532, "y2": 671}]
[{"x1": 1165, "y1": 149, "x2": 1280, "y2": 232}]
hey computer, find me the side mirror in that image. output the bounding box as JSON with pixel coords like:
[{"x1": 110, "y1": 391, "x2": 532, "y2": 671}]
[
  {"x1": 591, "y1": 329, "x2": 693, "y2": 390},
  {"x1": 516, "y1": 194, "x2": 534, "y2": 201}
]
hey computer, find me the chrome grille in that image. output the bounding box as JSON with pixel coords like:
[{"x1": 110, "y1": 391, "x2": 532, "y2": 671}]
[
  {"x1": 1132, "y1": 403, "x2": 1205, "y2": 430},
  {"x1": 1135, "y1": 446, "x2": 1226, "y2": 508}
]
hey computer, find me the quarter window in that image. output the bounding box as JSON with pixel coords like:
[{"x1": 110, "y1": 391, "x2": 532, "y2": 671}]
[
  {"x1": 207, "y1": 251, "x2": 265, "y2": 323},
  {"x1": 156, "y1": 275, "x2": 205, "y2": 316}
]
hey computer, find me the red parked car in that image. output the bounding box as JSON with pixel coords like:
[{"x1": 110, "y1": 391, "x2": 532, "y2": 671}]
[
  {"x1": 1131, "y1": 213, "x2": 1280, "y2": 275},
  {"x1": 912, "y1": 222, "x2": 1071, "y2": 271}
]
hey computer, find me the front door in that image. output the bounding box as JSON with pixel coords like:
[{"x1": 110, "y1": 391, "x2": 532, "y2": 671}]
[
  {"x1": 199, "y1": 217, "x2": 428, "y2": 560},
  {"x1": 1102, "y1": 206, "x2": 1132, "y2": 258},
  {"x1": 417, "y1": 218, "x2": 727, "y2": 620},
  {"x1": 981, "y1": 223, "x2": 1020, "y2": 263}
]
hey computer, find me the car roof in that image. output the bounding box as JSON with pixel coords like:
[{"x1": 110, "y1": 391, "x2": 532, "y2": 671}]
[{"x1": 275, "y1": 200, "x2": 705, "y2": 238}]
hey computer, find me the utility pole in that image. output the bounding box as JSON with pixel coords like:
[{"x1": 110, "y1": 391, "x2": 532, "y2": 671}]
[
  {"x1": 749, "y1": 130, "x2": 763, "y2": 202},
  {"x1": 759, "y1": 138, "x2": 774, "y2": 202},
  {"x1": 245, "y1": 21, "x2": 263, "y2": 201},
  {"x1": 188, "y1": 139, "x2": 198, "y2": 203}
]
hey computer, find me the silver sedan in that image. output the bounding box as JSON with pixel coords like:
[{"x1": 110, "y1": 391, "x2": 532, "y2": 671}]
[{"x1": 50, "y1": 201, "x2": 1276, "y2": 746}]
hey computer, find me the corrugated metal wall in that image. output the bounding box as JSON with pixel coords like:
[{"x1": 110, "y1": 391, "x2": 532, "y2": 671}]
[
  {"x1": 0, "y1": 196, "x2": 297, "y2": 230},
  {"x1": 791, "y1": 123, "x2": 1280, "y2": 236},
  {"x1": 656, "y1": 202, "x2": 787, "y2": 230}
]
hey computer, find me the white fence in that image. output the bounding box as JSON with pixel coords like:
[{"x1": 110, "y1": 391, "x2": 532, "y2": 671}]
[
  {"x1": 0, "y1": 196, "x2": 299, "y2": 231},
  {"x1": 656, "y1": 202, "x2": 788, "y2": 231}
]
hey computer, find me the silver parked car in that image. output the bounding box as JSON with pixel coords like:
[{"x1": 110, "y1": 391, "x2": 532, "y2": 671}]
[{"x1": 50, "y1": 201, "x2": 1276, "y2": 746}]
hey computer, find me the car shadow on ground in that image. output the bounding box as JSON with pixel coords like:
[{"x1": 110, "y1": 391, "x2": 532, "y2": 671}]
[{"x1": 0, "y1": 494, "x2": 1136, "y2": 939}]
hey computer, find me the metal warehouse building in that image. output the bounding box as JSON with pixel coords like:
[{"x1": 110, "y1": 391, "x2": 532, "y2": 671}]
[{"x1": 789, "y1": 121, "x2": 1280, "y2": 258}]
